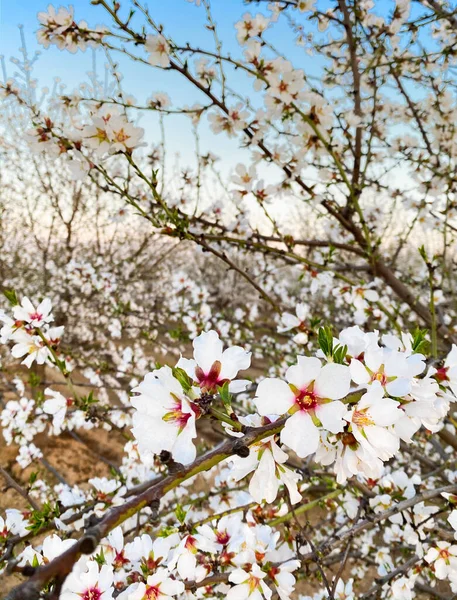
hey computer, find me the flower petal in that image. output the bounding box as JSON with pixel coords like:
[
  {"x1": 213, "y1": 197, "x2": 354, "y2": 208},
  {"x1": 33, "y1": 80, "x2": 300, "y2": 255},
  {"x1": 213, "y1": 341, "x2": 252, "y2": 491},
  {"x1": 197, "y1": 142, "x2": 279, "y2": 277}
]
[
  {"x1": 255, "y1": 378, "x2": 294, "y2": 416},
  {"x1": 193, "y1": 330, "x2": 223, "y2": 373},
  {"x1": 281, "y1": 411, "x2": 319, "y2": 458},
  {"x1": 314, "y1": 363, "x2": 351, "y2": 400},
  {"x1": 317, "y1": 400, "x2": 347, "y2": 433},
  {"x1": 286, "y1": 356, "x2": 321, "y2": 390}
]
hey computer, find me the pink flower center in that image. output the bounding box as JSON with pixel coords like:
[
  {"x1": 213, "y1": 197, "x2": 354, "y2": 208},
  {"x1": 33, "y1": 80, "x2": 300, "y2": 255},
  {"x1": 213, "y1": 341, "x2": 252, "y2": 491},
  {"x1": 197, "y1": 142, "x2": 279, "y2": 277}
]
[
  {"x1": 435, "y1": 366, "x2": 449, "y2": 382},
  {"x1": 439, "y1": 548, "x2": 451, "y2": 561},
  {"x1": 185, "y1": 535, "x2": 197, "y2": 551},
  {"x1": 82, "y1": 587, "x2": 102, "y2": 600},
  {"x1": 144, "y1": 553, "x2": 161, "y2": 572},
  {"x1": 216, "y1": 531, "x2": 230, "y2": 545},
  {"x1": 371, "y1": 371, "x2": 387, "y2": 386},
  {"x1": 29, "y1": 312, "x2": 43, "y2": 322},
  {"x1": 294, "y1": 388, "x2": 317, "y2": 411},
  {"x1": 162, "y1": 396, "x2": 192, "y2": 431},
  {"x1": 113, "y1": 549, "x2": 129, "y2": 568},
  {"x1": 144, "y1": 584, "x2": 161, "y2": 600},
  {"x1": 195, "y1": 360, "x2": 228, "y2": 393}
]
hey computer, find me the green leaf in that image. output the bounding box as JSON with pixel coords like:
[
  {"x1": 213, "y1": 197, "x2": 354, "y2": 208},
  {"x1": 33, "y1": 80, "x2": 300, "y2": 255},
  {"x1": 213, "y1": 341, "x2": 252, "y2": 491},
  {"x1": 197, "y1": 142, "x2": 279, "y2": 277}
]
[
  {"x1": 26, "y1": 502, "x2": 60, "y2": 534},
  {"x1": 418, "y1": 245, "x2": 427, "y2": 262},
  {"x1": 3, "y1": 289, "x2": 18, "y2": 306},
  {"x1": 94, "y1": 547, "x2": 106, "y2": 566},
  {"x1": 318, "y1": 326, "x2": 333, "y2": 358},
  {"x1": 175, "y1": 504, "x2": 187, "y2": 524},
  {"x1": 31, "y1": 554, "x2": 40, "y2": 568},
  {"x1": 217, "y1": 381, "x2": 232, "y2": 410},
  {"x1": 411, "y1": 328, "x2": 429, "y2": 354},
  {"x1": 333, "y1": 344, "x2": 348, "y2": 364},
  {"x1": 172, "y1": 367, "x2": 193, "y2": 393}
]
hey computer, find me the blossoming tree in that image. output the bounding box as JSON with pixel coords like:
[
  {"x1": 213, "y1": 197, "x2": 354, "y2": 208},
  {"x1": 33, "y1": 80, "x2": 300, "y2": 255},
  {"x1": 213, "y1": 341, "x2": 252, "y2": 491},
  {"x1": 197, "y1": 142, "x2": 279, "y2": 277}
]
[{"x1": 3, "y1": 1, "x2": 457, "y2": 599}]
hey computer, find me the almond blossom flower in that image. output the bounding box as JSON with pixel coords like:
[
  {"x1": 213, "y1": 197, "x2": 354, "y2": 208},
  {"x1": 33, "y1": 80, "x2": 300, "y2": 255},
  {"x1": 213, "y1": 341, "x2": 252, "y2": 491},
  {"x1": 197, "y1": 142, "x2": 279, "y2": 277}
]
[
  {"x1": 348, "y1": 383, "x2": 402, "y2": 461},
  {"x1": 208, "y1": 104, "x2": 249, "y2": 137},
  {"x1": 394, "y1": 370, "x2": 442, "y2": 442},
  {"x1": 17, "y1": 534, "x2": 76, "y2": 567},
  {"x1": 255, "y1": 356, "x2": 351, "y2": 458},
  {"x1": 131, "y1": 365, "x2": 198, "y2": 464},
  {"x1": 448, "y1": 510, "x2": 457, "y2": 539},
  {"x1": 434, "y1": 343, "x2": 457, "y2": 399},
  {"x1": 338, "y1": 326, "x2": 379, "y2": 359},
  {"x1": 17, "y1": 443, "x2": 43, "y2": 468},
  {"x1": 0, "y1": 509, "x2": 31, "y2": 539},
  {"x1": 267, "y1": 560, "x2": 301, "y2": 600},
  {"x1": 10, "y1": 330, "x2": 52, "y2": 368},
  {"x1": 315, "y1": 429, "x2": 384, "y2": 484},
  {"x1": 42, "y1": 388, "x2": 70, "y2": 434},
  {"x1": 350, "y1": 345, "x2": 425, "y2": 397},
  {"x1": 297, "y1": 0, "x2": 315, "y2": 11},
  {"x1": 61, "y1": 561, "x2": 114, "y2": 600},
  {"x1": 124, "y1": 533, "x2": 179, "y2": 571},
  {"x1": 106, "y1": 115, "x2": 145, "y2": 153},
  {"x1": 229, "y1": 416, "x2": 301, "y2": 504},
  {"x1": 145, "y1": 35, "x2": 171, "y2": 68},
  {"x1": 118, "y1": 568, "x2": 184, "y2": 600},
  {"x1": 227, "y1": 564, "x2": 272, "y2": 600},
  {"x1": 177, "y1": 330, "x2": 251, "y2": 393},
  {"x1": 425, "y1": 541, "x2": 457, "y2": 579},
  {"x1": 193, "y1": 515, "x2": 243, "y2": 567},
  {"x1": 100, "y1": 527, "x2": 130, "y2": 572},
  {"x1": 267, "y1": 69, "x2": 304, "y2": 104},
  {"x1": 89, "y1": 477, "x2": 126, "y2": 508},
  {"x1": 37, "y1": 5, "x2": 75, "y2": 48},
  {"x1": 195, "y1": 57, "x2": 218, "y2": 85},
  {"x1": 340, "y1": 285, "x2": 379, "y2": 325},
  {"x1": 82, "y1": 110, "x2": 144, "y2": 155},
  {"x1": 231, "y1": 163, "x2": 257, "y2": 192},
  {"x1": 235, "y1": 13, "x2": 269, "y2": 44},
  {"x1": 278, "y1": 303, "x2": 309, "y2": 333},
  {"x1": 167, "y1": 534, "x2": 213, "y2": 581},
  {"x1": 331, "y1": 578, "x2": 355, "y2": 600},
  {"x1": 37, "y1": 5, "x2": 106, "y2": 52},
  {"x1": 13, "y1": 297, "x2": 53, "y2": 328},
  {"x1": 231, "y1": 523, "x2": 279, "y2": 567},
  {"x1": 277, "y1": 303, "x2": 309, "y2": 344}
]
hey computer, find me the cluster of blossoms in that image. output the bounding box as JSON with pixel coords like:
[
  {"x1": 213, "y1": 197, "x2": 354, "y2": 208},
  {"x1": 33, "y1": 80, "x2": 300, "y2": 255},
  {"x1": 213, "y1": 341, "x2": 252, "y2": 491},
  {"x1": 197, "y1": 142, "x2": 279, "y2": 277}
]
[
  {"x1": 129, "y1": 320, "x2": 455, "y2": 499},
  {"x1": 13, "y1": 518, "x2": 300, "y2": 600},
  {"x1": 3, "y1": 294, "x2": 457, "y2": 599},
  {"x1": 145, "y1": 35, "x2": 172, "y2": 68},
  {"x1": 81, "y1": 107, "x2": 145, "y2": 157},
  {"x1": 24, "y1": 104, "x2": 145, "y2": 180},
  {"x1": 0, "y1": 296, "x2": 64, "y2": 368},
  {"x1": 37, "y1": 5, "x2": 107, "y2": 52}
]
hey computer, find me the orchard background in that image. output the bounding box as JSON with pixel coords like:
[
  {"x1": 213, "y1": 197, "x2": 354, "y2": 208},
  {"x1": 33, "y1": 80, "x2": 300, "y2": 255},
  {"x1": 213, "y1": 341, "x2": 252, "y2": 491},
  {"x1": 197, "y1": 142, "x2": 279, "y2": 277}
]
[{"x1": 3, "y1": 1, "x2": 457, "y2": 598}]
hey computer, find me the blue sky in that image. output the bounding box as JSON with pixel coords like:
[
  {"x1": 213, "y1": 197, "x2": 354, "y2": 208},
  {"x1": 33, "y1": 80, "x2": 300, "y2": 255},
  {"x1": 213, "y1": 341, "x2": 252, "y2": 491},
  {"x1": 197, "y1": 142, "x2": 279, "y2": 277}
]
[
  {"x1": 0, "y1": 0, "x2": 327, "y2": 175},
  {"x1": 0, "y1": 0, "x2": 287, "y2": 170},
  {"x1": 1, "y1": 1, "x2": 259, "y2": 94},
  {"x1": 0, "y1": 0, "x2": 411, "y2": 180}
]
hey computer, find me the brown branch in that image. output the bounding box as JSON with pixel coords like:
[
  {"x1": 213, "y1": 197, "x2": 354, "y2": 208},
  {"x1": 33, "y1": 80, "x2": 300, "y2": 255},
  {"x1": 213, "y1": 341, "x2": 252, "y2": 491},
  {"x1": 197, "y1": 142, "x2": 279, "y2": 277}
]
[{"x1": 0, "y1": 466, "x2": 40, "y2": 512}]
